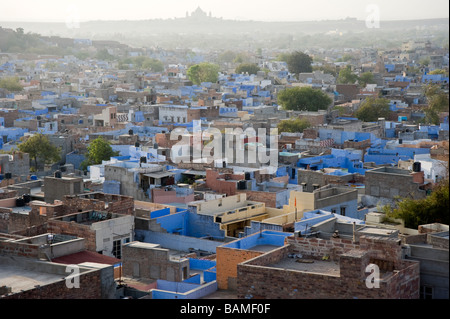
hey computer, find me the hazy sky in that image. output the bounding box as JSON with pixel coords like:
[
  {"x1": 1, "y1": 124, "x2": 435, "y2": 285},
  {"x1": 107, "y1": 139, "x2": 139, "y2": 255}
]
[{"x1": 0, "y1": 0, "x2": 448, "y2": 22}]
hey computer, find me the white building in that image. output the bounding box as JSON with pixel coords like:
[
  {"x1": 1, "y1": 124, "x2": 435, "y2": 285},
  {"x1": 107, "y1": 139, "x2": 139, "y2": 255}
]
[{"x1": 414, "y1": 153, "x2": 448, "y2": 183}]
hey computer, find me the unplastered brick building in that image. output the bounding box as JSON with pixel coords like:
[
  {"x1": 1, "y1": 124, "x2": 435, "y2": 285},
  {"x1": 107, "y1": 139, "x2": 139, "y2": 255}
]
[{"x1": 237, "y1": 235, "x2": 420, "y2": 299}]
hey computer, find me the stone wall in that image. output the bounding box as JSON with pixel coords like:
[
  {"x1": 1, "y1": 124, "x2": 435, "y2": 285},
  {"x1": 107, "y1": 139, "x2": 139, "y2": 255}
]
[
  {"x1": 47, "y1": 219, "x2": 97, "y2": 252},
  {"x1": 236, "y1": 236, "x2": 420, "y2": 299},
  {"x1": 237, "y1": 190, "x2": 277, "y2": 208},
  {"x1": 0, "y1": 208, "x2": 47, "y2": 234},
  {"x1": 0, "y1": 241, "x2": 40, "y2": 258},
  {"x1": 286, "y1": 236, "x2": 360, "y2": 261},
  {"x1": 63, "y1": 193, "x2": 134, "y2": 216}
]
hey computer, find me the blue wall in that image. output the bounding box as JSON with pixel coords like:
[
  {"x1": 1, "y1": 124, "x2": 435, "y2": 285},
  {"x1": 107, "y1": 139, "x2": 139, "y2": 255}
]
[
  {"x1": 317, "y1": 199, "x2": 360, "y2": 220},
  {"x1": 189, "y1": 258, "x2": 216, "y2": 271},
  {"x1": 103, "y1": 180, "x2": 121, "y2": 195},
  {"x1": 364, "y1": 147, "x2": 430, "y2": 165},
  {"x1": 65, "y1": 152, "x2": 86, "y2": 170},
  {"x1": 203, "y1": 267, "x2": 216, "y2": 283},
  {"x1": 155, "y1": 211, "x2": 187, "y2": 235},
  {"x1": 151, "y1": 280, "x2": 217, "y2": 299},
  {"x1": 186, "y1": 212, "x2": 225, "y2": 239},
  {"x1": 223, "y1": 230, "x2": 290, "y2": 250},
  {"x1": 135, "y1": 230, "x2": 224, "y2": 254},
  {"x1": 150, "y1": 207, "x2": 171, "y2": 219}
]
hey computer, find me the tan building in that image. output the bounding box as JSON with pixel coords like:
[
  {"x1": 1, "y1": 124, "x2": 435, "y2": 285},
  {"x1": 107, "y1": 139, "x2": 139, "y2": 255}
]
[{"x1": 188, "y1": 193, "x2": 267, "y2": 237}]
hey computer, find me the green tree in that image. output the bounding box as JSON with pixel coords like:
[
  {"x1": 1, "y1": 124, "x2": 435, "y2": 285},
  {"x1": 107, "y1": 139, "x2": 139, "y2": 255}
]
[
  {"x1": 141, "y1": 58, "x2": 164, "y2": 72},
  {"x1": 80, "y1": 137, "x2": 119, "y2": 170},
  {"x1": 278, "y1": 87, "x2": 332, "y2": 112},
  {"x1": 336, "y1": 54, "x2": 354, "y2": 62},
  {"x1": 187, "y1": 62, "x2": 220, "y2": 85},
  {"x1": 429, "y1": 69, "x2": 448, "y2": 76},
  {"x1": 285, "y1": 51, "x2": 313, "y2": 76},
  {"x1": 75, "y1": 51, "x2": 90, "y2": 60},
  {"x1": 217, "y1": 50, "x2": 237, "y2": 63},
  {"x1": 0, "y1": 77, "x2": 23, "y2": 92},
  {"x1": 337, "y1": 66, "x2": 358, "y2": 84},
  {"x1": 232, "y1": 53, "x2": 250, "y2": 64},
  {"x1": 276, "y1": 52, "x2": 290, "y2": 62},
  {"x1": 358, "y1": 72, "x2": 375, "y2": 88},
  {"x1": 18, "y1": 134, "x2": 61, "y2": 170},
  {"x1": 277, "y1": 117, "x2": 311, "y2": 133},
  {"x1": 419, "y1": 57, "x2": 430, "y2": 66},
  {"x1": 95, "y1": 48, "x2": 115, "y2": 61},
  {"x1": 423, "y1": 84, "x2": 449, "y2": 125},
  {"x1": 384, "y1": 179, "x2": 449, "y2": 229},
  {"x1": 355, "y1": 97, "x2": 391, "y2": 122},
  {"x1": 235, "y1": 63, "x2": 261, "y2": 75}
]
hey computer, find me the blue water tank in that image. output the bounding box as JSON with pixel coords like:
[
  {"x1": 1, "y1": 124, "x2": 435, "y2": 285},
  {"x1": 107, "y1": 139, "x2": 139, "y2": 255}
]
[{"x1": 30, "y1": 175, "x2": 38, "y2": 180}]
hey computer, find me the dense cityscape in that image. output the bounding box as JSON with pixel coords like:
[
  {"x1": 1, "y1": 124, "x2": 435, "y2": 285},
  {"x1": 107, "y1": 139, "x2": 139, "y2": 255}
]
[{"x1": 0, "y1": 2, "x2": 448, "y2": 307}]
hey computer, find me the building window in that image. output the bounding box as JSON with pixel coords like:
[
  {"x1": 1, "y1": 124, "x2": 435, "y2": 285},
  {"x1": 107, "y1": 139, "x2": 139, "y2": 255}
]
[
  {"x1": 112, "y1": 239, "x2": 122, "y2": 259},
  {"x1": 420, "y1": 286, "x2": 433, "y2": 299},
  {"x1": 340, "y1": 207, "x2": 346, "y2": 216}
]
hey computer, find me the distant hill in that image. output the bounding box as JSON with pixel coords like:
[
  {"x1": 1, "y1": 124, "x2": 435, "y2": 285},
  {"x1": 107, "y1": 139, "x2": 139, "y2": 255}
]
[
  {"x1": 1, "y1": 17, "x2": 448, "y2": 51},
  {"x1": 1, "y1": 17, "x2": 448, "y2": 36}
]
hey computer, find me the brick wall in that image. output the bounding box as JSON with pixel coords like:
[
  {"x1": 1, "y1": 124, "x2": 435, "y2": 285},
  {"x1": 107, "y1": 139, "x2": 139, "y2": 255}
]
[
  {"x1": 0, "y1": 208, "x2": 12, "y2": 233},
  {"x1": 297, "y1": 113, "x2": 326, "y2": 126},
  {"x1": 63, "y1": 194, "x2": 134, "y2": 216},
  {"x1": 303, "y1": 128, "x2": 319, "y2": 139},
  {"x1": 48, "y1": 219, "x2": 97, "y2": 252},
  {"x1": 205, "y1": 170, "x2": 244, "y2": 196},
  {"x1": 216, "y1": 246, "x2": 264, "y2": 290},
  {"x1": 343, "y1": 139, "x2": 371, "y2": 150},
  {"x1": 359, "y1": 236, "x2": 403, "y2": 268},
  {"x1": 236, "y1": 236, "x2": 420, "y2": 299},
  {"x1": 0, "y1": 190, "x2": 17, "y2": 200},
  {"x1": 297, "y1": 170, "x2": 357, "y2": 192},
  {"x1": 0, "y1": 209, "x2": 47, "y2": 234},
  {"x1": 0, "y1": 241, "x2": 40, "y2": 258},
  {"x1": 286, "y1": 236, "x2": 360, "y2": 261},
  {"x1": 237, "y1": 190, "x2": 277, "y2": 208},
  {"x1": 2, "y1": 269, "x2": 102, "y2": 299},
  {"x1": 0, "y1": 109, "x2": 19, "y2": 127}
]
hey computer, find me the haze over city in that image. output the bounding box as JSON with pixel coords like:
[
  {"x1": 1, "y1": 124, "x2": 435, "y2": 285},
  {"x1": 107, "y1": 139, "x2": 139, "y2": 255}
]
[{"x1": 0, "y1": 0, "x2": 448, "y2": 22}]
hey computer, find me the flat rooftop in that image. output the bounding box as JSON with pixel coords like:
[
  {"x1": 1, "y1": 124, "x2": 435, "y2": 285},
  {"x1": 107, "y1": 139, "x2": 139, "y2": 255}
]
[
  {"x1": 357, "y1": 227, "x2": 398, "y2": 237},
  {"x1": 268, "y1": 257, "x2": 341, "y2": 276},
  {"x1": 0, "y1": 264, "x2": 63, "y2": 294},
  {"x1": 11, "y1": 206, "x2": 32, "y2": 215},
  {"x1": 247, "y1": 244, "x2": 280, "y2": 253}
]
